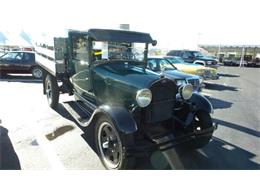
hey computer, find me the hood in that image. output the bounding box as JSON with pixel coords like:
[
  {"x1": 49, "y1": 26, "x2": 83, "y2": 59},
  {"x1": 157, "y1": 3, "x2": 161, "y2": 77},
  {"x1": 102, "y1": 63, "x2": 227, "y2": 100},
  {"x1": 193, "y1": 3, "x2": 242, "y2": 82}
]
[
  {"x1": 93, "y1": 62, "x2": 160, "y2": 89},
  {"x1": 162, "y1": 69, "x2": 199, "y2": 80},
  {"x1": 174, "y1": 63, "x2": 203, "y2": 71}
]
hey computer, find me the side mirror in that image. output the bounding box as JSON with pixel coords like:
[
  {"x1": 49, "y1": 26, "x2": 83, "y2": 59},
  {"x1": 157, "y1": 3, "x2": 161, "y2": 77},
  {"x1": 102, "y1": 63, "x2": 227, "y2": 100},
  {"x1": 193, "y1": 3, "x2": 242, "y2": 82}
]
[{"x1": 152, "y1": 40, "x2": 157, "y2": 46}]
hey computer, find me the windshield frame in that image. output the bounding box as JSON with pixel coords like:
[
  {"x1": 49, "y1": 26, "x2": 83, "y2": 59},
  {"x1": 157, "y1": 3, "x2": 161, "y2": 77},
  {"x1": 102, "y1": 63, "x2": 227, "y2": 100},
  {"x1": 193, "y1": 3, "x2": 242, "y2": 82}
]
[{"x1": 90, "y1": 40, "x2": 149, "y2": 68}]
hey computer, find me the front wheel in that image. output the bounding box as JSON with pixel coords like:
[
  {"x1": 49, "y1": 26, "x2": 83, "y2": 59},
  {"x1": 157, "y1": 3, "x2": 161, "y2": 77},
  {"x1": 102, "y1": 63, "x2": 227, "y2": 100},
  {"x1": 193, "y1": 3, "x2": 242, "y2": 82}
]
[
  {"x1": 189, "y1": 111, "x2": 213, "y2": 149},
  {"x1": 45, "y1": 74, "x2": 59, "y2": 109},
  {"x1": 95, "y1": 116, "x2": 136, "y2": 170}
]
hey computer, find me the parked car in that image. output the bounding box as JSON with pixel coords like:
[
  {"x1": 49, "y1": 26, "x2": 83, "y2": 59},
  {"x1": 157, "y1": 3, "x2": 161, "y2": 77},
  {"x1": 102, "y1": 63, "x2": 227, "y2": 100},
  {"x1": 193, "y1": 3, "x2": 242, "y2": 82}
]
[
  {"x1": 167, "y1": 50, "x2": 219, "y2": 69},
  {"x1": 148, "y1": 56, "x2": 203, "y2": 92},
  {"x1": 0, "y1": 51, "x2": 42, "y2": 78},
  {"x1": 164, "y1": 56, "x2": 219, "y2": 80},
  {"x1": 247, "y1": 57, "x2": 260, "y2": 67},
  {"x1": 223, "y1": 59, "x2": 248, "y2": 67}
]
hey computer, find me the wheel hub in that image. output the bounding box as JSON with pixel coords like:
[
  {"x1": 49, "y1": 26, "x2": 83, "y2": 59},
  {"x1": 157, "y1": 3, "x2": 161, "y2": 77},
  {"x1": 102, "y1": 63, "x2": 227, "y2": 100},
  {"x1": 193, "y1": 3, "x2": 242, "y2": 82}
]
[{"x1": 98, "y1": 122, "x2": 122, "y2": 169}]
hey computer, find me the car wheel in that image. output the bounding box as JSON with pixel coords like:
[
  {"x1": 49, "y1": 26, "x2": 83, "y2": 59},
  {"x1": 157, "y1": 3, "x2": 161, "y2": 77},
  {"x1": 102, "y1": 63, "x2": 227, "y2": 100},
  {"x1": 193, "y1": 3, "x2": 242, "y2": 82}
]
[
  {"x1": 32, "y1": 66, "x2": 43, "y2": 79},
  {"x1": 45, "y1": 74, "x2": 59, "y2": 109},
  {"x1": 95, "y1": 116, "x2": 136, "y2": 170},
  {"x1": 189, "y1": 111, "x2": 213, "y2": 149}
]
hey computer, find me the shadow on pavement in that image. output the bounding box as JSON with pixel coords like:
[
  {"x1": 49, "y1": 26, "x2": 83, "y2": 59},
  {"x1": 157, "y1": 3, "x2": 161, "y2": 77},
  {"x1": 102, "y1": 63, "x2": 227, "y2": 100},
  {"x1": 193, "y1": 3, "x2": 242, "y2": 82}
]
[
  {"x1": 175, "y1": 137, "x2": 259, "y2": 170},
  {"x1": 207, "y1": 96, "x2": 233, "y2": 110},
  {"x1": 54, "y1": 103, "x2": 97, "y2": 153},
  {"x1": 205, "y1": 83, "x2": 238, "y2": 91},
  {"x1": 0, "y1": 126, "x2": 21, "y2": 170},
  {"x1": 218, "y1": 73, "x2": 240, "y2": 78},
  {"x1": 213, "y1": 118, "x2": 260, "y2": 138},
  {"x1": 0, "y1": 74, "x2": 41, "y2": 83}
]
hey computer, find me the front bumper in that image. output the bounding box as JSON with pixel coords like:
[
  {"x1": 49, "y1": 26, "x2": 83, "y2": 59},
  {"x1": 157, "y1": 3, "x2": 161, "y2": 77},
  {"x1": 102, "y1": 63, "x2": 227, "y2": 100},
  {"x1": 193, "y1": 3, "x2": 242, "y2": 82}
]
[{"x1": 127, "y1": 123, "x2": 218, "y2": 157}]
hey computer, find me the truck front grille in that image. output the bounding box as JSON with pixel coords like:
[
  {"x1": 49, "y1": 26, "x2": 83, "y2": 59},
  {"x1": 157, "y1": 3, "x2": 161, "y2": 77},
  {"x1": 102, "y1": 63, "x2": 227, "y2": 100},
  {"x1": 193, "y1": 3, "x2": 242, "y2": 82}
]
[{"x1": 144, "y1": 78, "x2": 177, "y2": 123}]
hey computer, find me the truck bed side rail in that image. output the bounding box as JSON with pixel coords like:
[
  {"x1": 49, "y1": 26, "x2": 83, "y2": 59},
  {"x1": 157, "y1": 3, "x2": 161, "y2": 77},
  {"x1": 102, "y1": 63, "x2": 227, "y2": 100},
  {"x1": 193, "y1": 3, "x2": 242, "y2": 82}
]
[{"x1": 35, "y1": 38, "x2": 68, "y2": 76}]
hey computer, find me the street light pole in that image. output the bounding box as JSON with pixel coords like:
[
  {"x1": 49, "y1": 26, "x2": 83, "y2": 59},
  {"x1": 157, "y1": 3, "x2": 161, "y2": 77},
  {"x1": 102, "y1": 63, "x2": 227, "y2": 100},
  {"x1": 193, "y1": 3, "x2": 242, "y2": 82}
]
[{"x1": 240, "y1": 46, "x2": 245, "y2": 68}]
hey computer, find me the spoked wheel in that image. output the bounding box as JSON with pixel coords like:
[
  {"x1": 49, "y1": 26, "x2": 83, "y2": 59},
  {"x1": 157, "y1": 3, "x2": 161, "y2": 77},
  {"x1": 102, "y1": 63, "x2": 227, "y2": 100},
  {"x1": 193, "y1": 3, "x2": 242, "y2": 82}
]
[
  {"x1": 95, "y1": 116, "x2": 135, "y2": 170},
  {"x1": 45, "y1": 74, "x2": 59, "y2": 109},
  {"x1": 189, "y1": 111, "x2": 213, "y2": 149}
]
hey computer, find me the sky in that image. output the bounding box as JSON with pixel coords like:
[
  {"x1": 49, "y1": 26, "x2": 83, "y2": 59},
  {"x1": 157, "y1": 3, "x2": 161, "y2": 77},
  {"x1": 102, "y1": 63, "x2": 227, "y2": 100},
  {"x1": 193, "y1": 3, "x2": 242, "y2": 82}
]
[{"x1": 0, "y1": 0, "x2": 260, "y2": 49}]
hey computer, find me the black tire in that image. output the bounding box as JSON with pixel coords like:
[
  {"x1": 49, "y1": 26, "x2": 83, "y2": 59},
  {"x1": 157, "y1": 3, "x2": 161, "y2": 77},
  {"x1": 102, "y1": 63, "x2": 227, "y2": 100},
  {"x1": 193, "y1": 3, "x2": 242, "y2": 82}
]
[
  {"x1": 45, "y1": 74, "x2": 59, "y2": 109},
  {"x1": 189, "y1": 111, "x2": 213, "y2": 149},
  {"x1": 32, "y1": 66, "x2": 43, "y2": 79},
  {"x1": 95, "y1": 115, "x2": 136, "y2": 170}
]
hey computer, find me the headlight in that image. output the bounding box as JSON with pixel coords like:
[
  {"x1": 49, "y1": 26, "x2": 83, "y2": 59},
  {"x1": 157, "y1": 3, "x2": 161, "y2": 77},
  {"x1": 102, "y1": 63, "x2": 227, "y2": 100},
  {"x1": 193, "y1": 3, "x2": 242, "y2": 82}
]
[
  {"x1": 136, "y1": 89, "x2": 152, "y2": 107},
  {"x1": 207, "y1": 61, "x2": 212, "y2": 65},
  {"x1": 176, "y1": 79, "x2": 186, "y2": 86},
  {"x1": 210, "y1": 69, "x2": 217, "y2": 74},
  {"x1": 179, "y1": 84, "x2": 193, "y2": 100}
]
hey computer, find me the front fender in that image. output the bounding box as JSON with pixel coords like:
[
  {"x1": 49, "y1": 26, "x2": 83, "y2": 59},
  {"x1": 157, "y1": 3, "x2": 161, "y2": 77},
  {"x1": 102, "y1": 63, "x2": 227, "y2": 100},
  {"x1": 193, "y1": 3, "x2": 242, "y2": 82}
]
[
  {"x1": 95, "y1": 105, "x2": 138, "y2": 134},
  {"x1": 190, "y1": 93, "x2": 214, "y2": 114}
]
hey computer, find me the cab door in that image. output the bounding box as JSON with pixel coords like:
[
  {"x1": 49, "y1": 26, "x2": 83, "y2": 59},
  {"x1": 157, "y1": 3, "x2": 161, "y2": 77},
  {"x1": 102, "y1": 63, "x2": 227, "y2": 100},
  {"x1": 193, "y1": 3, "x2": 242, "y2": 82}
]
[{"x1": 69, "y1": 34, "x2": 94, "y2": 102}]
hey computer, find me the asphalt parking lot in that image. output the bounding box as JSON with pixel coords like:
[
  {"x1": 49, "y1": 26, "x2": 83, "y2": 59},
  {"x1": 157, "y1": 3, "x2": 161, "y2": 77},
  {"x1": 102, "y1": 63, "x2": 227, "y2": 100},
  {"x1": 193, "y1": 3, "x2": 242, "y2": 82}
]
[{"x1": 0, "y1": 66, "x2": 259, "y2": 170}]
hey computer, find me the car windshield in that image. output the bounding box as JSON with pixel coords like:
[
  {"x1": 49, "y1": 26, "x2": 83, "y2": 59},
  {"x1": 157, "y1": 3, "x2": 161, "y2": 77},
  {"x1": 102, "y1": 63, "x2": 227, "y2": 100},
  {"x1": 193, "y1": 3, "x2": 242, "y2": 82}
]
[
  {"x1": 192, "y1": 51, "x2": 204, "y2": 58},
  {"x1": 159, "y1": 59, "x2": 176, "y2": 70},
  {"x1": 92, "y1": 41, "x2": 146, "y2": 62},
  {"x1": 148, "y1": 58, "x2": 176, "y2": 71},
  {"x1": 0, "y1": 52, "x2": 23, "y2": 60},
  {"x1": 167, "y1": 57, "x2": 185, "y2": 64}
]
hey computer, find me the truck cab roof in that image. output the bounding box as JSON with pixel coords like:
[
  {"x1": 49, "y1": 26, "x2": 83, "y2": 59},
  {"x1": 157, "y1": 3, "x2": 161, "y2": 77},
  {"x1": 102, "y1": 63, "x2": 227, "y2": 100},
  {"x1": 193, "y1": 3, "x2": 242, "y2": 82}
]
[{"x1": 69, "y1": 29, "x2": 155, "y2": 44}]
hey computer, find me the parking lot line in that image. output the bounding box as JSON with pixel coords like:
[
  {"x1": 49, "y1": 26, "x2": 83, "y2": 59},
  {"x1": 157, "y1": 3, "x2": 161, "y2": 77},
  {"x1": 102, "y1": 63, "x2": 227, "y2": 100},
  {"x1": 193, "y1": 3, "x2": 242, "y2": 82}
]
[{"x1": 35, "y1": 132, "x2": 65, "y2": 170}]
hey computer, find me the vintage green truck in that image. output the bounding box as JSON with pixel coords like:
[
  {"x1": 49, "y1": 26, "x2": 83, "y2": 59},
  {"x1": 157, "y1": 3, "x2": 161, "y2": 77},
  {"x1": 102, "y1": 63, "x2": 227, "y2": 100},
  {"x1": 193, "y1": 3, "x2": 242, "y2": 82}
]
[{"x1": 35, "y1": 29, "x2": 217, "y2": 169}]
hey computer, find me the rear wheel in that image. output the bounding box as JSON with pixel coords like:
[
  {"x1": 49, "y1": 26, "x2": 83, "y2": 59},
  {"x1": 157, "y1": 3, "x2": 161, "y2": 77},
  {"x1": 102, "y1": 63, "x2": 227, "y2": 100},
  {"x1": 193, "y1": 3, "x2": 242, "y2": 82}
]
[
  {"x1": 189, "y1": 111, "x2": 213, "y2": 149},
  {"x1": 32, "y1": 66, "x2": 43, "y2": 79},
  {"x1": 95, "y1": 116, "x2": 136, "y2": 170},
  {"x1": 45, "y1": 74, "x2": 59, "y2": 109}
]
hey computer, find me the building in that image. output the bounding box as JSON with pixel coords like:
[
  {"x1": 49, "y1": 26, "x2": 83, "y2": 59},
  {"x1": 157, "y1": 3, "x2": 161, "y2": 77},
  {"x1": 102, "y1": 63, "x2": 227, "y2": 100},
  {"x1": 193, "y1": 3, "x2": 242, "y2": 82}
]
[{"x1": 200, "y1": 44, "x2": 260, "y2": 62}]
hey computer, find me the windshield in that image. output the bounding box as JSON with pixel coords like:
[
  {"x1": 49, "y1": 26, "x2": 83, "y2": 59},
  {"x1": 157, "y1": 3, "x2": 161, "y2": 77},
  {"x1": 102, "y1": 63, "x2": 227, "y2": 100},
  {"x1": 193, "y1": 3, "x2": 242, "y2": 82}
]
[
  {"x1": 192, "y1": 51, "x2": 204, "y2": 58},
  {"x1": 148, "y1": 58, "x2": 176, "y2": 71},
  {"x1": 0, "y1": 52, "x2": 23, "y2": 60},
  {"x1": 166, "y1": 57, "x2": 185, "y2": 64},
  {"x1": 92, "y1": 41, "x2": 146, "y2": 62}
]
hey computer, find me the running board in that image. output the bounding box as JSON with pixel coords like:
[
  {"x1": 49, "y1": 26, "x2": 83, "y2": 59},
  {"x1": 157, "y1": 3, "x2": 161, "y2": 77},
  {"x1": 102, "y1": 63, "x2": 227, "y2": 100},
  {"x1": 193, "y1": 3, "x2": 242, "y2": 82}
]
[{"x1": 62, "y1": 101, "x2": 92, "y2": 127}]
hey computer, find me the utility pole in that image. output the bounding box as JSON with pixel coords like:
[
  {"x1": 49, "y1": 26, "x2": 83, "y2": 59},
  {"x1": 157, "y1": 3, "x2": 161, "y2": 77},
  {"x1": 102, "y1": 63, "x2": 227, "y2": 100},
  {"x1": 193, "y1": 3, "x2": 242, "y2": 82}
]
[
  {"x1": 218, "y1": 44, "x2": 221, "y2": 61},
  {"x1": 240, "y1": 46, "x2": 245, "y2": 68}
]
